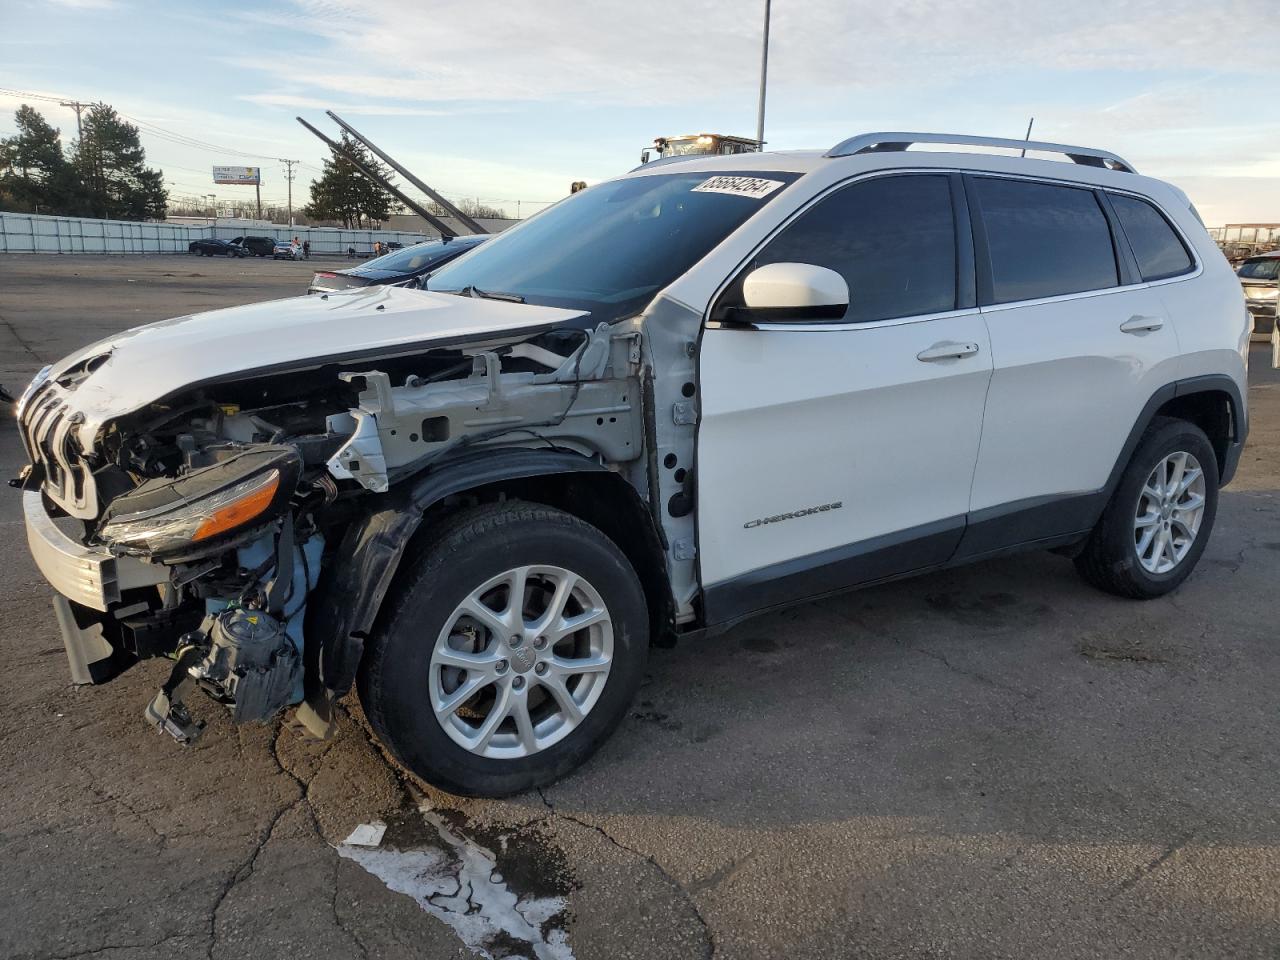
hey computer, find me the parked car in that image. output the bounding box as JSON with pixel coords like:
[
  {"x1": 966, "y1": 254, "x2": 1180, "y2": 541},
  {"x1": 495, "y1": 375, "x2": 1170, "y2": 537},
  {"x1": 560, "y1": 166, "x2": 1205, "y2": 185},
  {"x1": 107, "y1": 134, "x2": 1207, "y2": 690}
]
[
  {"x1": 308, "y1": 235, "x2": 488, "y2": 294},
  {"x1": 230, "y1": 235, "x2": 277, "y2": 257},
  {"x1": 1236, "y1": 251, "x2": 1278, "y2": 341},
  {"x1": 188, "y1": 238, "x2": 247, "y2": 257},
  {"x1": 272, "y1": 240, "x2": 303, "y2": 260},
  {"x1": 18, "y1": 132, "x2": 1248, "y2": 797}
]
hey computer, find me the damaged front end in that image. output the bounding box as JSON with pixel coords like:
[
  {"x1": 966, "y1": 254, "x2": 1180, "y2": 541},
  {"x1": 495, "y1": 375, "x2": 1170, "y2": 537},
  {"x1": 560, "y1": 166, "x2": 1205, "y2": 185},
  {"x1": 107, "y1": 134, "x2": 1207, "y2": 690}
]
[{"x1": 17, "y1": 292, "x2": 646, "y2": 745}]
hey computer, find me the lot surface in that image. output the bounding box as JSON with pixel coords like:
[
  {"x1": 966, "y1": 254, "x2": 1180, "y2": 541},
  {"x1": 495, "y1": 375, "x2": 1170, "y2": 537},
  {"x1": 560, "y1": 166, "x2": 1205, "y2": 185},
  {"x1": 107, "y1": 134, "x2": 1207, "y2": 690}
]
[{"x1": 1, "y1": 254, "x2": 1278, "y2": 960}]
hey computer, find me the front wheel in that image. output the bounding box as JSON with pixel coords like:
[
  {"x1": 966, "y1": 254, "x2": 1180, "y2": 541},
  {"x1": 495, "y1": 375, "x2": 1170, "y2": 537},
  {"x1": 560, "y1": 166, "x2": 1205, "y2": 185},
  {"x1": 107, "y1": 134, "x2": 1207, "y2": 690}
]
[
  {"x1": 359, "y1": 501, "x2": 649, "y2": 797},
  {"x1": 1074, "y1": 417, "x2": 1218, "y2": 598}
]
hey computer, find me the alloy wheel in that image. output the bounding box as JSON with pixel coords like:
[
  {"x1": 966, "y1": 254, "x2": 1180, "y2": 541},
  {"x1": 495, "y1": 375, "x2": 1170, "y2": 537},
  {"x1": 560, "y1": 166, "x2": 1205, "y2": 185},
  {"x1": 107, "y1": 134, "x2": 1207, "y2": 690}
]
[
  {"x1": 1134, "y1": 451, "x2": 1206, "y2": 574},
  {"x1": 429, "y1": 565, "x2": 614, "y2": 759}
]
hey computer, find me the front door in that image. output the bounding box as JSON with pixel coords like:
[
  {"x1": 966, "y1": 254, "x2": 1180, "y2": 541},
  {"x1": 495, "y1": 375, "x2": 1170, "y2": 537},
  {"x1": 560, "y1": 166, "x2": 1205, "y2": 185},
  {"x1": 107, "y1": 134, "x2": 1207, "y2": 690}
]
[{"x1": 695, "y1": 173, "x2": 993, "y2": 623}]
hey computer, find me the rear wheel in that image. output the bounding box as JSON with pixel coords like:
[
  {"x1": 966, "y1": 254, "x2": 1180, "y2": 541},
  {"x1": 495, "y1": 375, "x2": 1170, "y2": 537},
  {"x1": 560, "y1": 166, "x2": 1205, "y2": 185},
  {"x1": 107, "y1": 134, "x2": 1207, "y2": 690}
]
[
  {"x1": 1075, "y1": 417, "x2": 1218, "y2": 598},
  {"x1": 359, "y1": 501, "x2": 649, "y2": 797}
]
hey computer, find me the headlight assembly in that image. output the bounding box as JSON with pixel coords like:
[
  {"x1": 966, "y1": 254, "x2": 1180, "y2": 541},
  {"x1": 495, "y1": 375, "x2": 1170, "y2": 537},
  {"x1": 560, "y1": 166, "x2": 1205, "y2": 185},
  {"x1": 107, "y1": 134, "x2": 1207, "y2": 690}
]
[{"x1": 98, "y1": 445, "x2": 301, "y2": 559}]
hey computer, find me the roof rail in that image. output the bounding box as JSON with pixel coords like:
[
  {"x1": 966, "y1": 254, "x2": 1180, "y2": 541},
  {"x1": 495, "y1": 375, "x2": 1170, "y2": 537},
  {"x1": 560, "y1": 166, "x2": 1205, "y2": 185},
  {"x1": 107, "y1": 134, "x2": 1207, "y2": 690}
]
[{"x1": 824, "y1": 132, "x2": 1137, "y2": 173}]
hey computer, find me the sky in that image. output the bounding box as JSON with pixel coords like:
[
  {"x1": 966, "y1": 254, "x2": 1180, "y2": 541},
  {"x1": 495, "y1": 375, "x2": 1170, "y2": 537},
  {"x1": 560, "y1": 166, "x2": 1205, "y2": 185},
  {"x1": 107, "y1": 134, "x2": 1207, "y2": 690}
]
[{"x1": 1, "y1": 0, "x2": 1278, "y2": 224}]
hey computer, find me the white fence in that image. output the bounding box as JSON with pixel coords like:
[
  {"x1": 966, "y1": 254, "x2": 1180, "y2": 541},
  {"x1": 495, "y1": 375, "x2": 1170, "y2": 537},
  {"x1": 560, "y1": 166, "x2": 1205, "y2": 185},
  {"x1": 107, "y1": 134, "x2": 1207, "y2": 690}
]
[
  {"x1": 0, "y1": 212, "x2": 203, "y2": 254},
  {"x1": 0, "y1": 211, "x2": 449, "y2": 257}
]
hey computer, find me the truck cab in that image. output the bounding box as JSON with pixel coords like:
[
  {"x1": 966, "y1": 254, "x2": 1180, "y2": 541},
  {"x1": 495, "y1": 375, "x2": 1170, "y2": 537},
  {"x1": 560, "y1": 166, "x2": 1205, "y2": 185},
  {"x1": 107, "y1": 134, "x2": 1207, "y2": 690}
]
[{"x1": 640, "y1": 132, "x2": 761, "y2": 165}]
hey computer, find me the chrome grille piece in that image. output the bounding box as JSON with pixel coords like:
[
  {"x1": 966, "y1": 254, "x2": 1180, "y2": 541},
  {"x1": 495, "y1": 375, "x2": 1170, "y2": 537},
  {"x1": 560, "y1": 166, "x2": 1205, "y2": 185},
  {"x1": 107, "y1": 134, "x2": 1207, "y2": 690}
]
[{"x1": 19, "y1": 381, "x2": 99, "y2": 519}]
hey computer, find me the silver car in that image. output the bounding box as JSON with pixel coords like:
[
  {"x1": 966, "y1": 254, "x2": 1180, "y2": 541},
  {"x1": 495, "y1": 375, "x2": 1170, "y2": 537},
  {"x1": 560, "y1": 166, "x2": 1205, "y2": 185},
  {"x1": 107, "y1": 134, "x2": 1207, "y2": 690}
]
[{"x1": 1237, "y1": 251, "x2": 1279, "y2": 341}]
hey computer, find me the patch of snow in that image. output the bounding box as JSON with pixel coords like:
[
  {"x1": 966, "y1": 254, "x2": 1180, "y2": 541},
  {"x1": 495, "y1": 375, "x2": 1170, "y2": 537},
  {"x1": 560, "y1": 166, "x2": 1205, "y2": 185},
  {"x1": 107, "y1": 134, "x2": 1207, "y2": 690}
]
[
  {"x1": 337, "y1": 806, "x2": 573, "y2": 960},
  {"x1": 343, "y1": 821, "x2": 387, "y2": 847}
]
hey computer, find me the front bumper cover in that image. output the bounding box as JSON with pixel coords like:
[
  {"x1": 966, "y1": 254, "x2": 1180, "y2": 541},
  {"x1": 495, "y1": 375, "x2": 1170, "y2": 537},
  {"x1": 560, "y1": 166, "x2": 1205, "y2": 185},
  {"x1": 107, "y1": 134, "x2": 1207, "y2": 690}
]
[{"x1": 24, "y1": 488, "x2": 167, "y2": 611}]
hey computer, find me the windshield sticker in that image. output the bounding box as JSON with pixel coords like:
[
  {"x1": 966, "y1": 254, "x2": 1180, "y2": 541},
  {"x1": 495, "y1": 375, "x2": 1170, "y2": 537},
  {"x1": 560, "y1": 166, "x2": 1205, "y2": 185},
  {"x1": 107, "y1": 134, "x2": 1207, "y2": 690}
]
[{"x1": 692, "y1": 176, "x2": 785, "y2": 199}]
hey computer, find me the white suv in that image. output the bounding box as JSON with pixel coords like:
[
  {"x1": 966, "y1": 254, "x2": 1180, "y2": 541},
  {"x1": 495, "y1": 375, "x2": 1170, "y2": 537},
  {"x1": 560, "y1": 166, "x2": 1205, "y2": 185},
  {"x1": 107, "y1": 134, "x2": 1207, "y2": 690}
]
[{"x1": 18, "y1": 132, "x2": 1249, "y2": 796}]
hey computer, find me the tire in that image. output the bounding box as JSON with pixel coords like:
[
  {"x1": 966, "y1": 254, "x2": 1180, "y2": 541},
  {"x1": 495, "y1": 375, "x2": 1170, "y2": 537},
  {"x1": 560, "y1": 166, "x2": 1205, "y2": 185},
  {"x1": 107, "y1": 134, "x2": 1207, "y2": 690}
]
[
  {"x1": 1074, "y1": 416, "x2": 1219, "y2": 598},
  {"x1": 359, "y1": 501, "x2": 649, "y2": 797}
]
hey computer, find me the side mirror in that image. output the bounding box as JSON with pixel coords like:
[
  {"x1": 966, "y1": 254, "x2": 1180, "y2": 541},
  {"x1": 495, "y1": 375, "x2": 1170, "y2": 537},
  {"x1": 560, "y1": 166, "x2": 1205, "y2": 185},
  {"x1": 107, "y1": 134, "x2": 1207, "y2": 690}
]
[{"x1": 740, "y1": 262, "x2": 848, "y2": 321}]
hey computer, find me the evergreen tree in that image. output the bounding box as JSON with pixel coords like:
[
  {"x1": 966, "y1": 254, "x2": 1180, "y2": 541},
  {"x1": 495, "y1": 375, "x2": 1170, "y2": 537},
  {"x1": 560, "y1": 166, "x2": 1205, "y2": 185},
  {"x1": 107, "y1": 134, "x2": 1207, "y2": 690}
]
[
  {"x1": 302, "y1": 132, "x2": 395, "y2": 228},
  {"x1": 0, "y1": 105, "x2": 83, "y2": 214},
  {"x1": 73, "y1": 103, "x2": 167, "y2": 220}
]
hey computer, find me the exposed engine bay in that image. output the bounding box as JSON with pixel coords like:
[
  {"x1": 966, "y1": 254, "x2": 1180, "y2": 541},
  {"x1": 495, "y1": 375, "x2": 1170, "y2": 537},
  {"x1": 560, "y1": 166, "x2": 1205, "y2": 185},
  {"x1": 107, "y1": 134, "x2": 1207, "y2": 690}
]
[{"x1": 18, "y1": 305, "x2": 650, "y2": 742}]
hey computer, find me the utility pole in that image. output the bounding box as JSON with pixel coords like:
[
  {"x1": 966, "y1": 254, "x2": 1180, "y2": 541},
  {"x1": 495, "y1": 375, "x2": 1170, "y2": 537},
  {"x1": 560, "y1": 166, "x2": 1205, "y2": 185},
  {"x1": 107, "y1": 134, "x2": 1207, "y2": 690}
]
[
  {"x1": 756, "y1": 0, "x2": 771, "y2": 149},
  {"x1": 59, "y1": 99, "x2": 88, "y2": 144},
  {"x1": 279, "y1": 159, "x2": 298, "y2": 226}
]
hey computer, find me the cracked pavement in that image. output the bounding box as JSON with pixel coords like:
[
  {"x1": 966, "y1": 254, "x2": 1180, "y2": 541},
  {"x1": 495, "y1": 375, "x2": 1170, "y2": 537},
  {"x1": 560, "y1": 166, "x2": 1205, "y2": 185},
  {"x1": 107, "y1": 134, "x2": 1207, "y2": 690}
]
[{"x1": 2, "y1": 255, "x2": 1279, "y2": 959}]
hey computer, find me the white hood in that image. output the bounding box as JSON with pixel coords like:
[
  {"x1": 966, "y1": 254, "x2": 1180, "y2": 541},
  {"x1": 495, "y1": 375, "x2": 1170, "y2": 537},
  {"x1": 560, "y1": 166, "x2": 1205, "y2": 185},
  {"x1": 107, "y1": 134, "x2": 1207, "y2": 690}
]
[{"x1": 47, "y1": 285, "x2": 587, "y2": 448}]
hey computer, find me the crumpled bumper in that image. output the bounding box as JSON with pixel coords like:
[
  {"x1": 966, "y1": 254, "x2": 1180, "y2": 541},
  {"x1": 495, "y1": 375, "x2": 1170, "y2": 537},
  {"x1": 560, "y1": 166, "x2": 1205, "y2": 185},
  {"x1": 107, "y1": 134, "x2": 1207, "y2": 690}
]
[{"x1": 24, "y1": 488, "x2": 167, "y2": 611}]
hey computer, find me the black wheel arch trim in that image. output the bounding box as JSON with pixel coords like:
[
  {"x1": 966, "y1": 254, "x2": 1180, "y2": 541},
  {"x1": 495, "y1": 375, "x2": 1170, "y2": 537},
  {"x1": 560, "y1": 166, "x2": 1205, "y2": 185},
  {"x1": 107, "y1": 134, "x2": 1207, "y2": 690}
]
[{"x1": 307, "y1": 448, "x2": 611, "y2": 706}]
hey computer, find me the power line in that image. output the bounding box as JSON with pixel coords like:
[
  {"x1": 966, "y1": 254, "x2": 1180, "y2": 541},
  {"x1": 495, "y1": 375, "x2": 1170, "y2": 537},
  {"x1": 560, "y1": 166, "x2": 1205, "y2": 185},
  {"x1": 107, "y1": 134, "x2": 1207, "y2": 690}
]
[{"x1": 0, "y1": 86, "x2": 278, "y2": 160}]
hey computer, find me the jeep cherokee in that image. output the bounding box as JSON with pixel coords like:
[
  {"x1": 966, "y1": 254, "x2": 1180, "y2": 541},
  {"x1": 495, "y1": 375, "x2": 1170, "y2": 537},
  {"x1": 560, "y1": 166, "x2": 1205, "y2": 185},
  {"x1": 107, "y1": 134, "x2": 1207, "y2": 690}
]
[{"x1": 18, "y1": 132, "x2": 1249, "y2": 796}]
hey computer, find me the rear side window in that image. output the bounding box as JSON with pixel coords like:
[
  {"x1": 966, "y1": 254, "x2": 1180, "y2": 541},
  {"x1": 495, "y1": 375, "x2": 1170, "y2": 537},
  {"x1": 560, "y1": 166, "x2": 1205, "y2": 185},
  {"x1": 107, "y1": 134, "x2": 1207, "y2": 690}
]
[
  {"x1": 1109, "y1": 194, "x2": 1194, "y2": 281},
  {"x1": 973, "y1": 177, "x2": 1118, "y2": 304},
  {"x1": 733, "y1": 174, "x2": 956, "y2": 323}
]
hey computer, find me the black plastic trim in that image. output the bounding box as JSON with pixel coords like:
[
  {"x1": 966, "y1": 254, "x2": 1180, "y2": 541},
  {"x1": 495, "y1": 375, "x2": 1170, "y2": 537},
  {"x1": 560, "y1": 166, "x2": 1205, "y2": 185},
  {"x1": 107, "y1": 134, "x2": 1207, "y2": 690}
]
[
  {"x1": 1095, "y1": 190, "x2": 1142, "y2": 287},
  {"x1": 964, "y1": 174, "x2": 995, "y2": 305},
  {"x1": 310, "y1": 448, "x2": 608, "y2": 699},
  {"x1": 702, "y1": 515, "x2": 964, "y2": 625},
  {"x1": 722, "y1": 303, "x2": 848, "y2": 325},
  {"x1": 950, "y1": 173, "x2": 977, "y2": 311},
  {"x1": 954, "y1": 493, "x2": 1102, "y2": 561},
  {"x1": 1174, "y1": 373, "x2": 1248, "y2": 486}
]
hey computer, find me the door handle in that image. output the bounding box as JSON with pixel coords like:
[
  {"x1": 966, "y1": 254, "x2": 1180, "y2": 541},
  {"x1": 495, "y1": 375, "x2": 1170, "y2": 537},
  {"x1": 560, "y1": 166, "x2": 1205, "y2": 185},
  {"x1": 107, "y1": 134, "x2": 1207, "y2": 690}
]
[
  {"x1": 1120, "y1": 314, "x2": 1164, "y2": 334},
  {"x1": 917, "y1": 341, "x2": 980, "y2": 362}
]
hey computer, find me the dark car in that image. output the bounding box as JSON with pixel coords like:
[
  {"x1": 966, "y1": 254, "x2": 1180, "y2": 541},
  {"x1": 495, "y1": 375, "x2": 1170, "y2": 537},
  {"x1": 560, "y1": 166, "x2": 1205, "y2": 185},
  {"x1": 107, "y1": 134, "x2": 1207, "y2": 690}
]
[
  {"x1": 1238, "y1": 251, "x2": 1279, "y2": 341},
  {"x1": 188, "y1": 238, "x2": 247, "y2": 258},
  {"x1": 308, "y1": 235, "x2": 488, "y2": 293},
  {"x1": 230, "y1": 235, "x2": 277, "y2": 257}
]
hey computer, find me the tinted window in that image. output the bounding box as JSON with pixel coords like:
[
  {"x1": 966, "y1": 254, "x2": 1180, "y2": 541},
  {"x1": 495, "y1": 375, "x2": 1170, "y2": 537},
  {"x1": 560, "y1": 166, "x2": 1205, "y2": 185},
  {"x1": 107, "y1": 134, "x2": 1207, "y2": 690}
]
[
  {"x1": 731, "y1": 174, "x2": 956, "y2": 323},
  {"x1": 428, "y1": 170, "x2": 799, "y2": 324},
  {"x1": 369, "y1": 238, "x2": 484, "y2": 272},
  {"x1": 1109, "y1": 194, "x2": 1193, "y2": 281},
  {"x1": 974, "y1": 178, "x2": 1118, "y2": 303},
  {"x1": 1239, "y1": 258, "x2": 1280, "y2": 281}
]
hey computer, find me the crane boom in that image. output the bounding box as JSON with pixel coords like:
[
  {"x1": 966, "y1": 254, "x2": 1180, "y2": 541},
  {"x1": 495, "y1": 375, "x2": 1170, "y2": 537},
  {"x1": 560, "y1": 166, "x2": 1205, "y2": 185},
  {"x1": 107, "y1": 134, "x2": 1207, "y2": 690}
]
[
  {"x1": 325, "y1": 111, "x2": 489, "y2": 236},
  {"x1": 295, "y1": 116, "x2": 459, "y2": 239}
]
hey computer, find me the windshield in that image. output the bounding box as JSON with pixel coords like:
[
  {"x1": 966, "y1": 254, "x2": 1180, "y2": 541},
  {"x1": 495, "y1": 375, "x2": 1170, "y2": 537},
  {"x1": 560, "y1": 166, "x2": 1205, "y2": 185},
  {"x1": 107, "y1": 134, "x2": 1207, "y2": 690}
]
[
  {"x1": 367, "y1": 238, "x2": 484, "y2": 272},
  {"x1": 427, "y1": 170, "x2": 800, "y2": 324},
  {"x1": 1238, "y1": 258, "x2": 1280, "y2": 280}
]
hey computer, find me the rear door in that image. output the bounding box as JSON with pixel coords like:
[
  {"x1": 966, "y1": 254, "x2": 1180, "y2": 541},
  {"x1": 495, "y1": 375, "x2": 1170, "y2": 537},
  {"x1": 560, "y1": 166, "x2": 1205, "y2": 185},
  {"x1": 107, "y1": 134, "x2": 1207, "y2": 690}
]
[
  {"x1": 957, "y1": 175, "x2": 1185, "y2": 557},
  {"x1": 696, "y1": 173, "x2": 993, "y2": 621}
]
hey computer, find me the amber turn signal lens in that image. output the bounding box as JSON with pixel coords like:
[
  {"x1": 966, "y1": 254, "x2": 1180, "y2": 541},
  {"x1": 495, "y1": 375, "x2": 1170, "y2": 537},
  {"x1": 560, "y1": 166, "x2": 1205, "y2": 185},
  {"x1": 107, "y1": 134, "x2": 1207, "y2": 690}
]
[{"x1": 192, "y1": 470, "x2": 281, "y2": 542}]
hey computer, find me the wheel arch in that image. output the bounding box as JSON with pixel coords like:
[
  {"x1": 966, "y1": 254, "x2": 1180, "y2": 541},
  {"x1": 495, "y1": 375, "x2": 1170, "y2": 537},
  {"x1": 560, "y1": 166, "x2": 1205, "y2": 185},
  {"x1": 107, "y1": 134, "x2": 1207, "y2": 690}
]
[
  {"x1": 306, "y1": 448, "x2": 670, "y2": 710},
  {"x1": 1104, "y1": 375, "x2": 1246, "y2": 506}
]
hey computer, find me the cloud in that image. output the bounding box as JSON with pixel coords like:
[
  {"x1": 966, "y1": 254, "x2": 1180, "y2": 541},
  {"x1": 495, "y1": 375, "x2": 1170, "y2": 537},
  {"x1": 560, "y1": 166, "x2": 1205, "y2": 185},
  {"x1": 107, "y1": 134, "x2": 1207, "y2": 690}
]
[
  {"x1": 223, "y1": 0, "x2": 1278, "y2": 107},
  {"x1": 236, "y1": 93, "x2": 456, "y2": 117},
  {"x1": 46, "y1": 0, "x2": 120, "y2": 8}
]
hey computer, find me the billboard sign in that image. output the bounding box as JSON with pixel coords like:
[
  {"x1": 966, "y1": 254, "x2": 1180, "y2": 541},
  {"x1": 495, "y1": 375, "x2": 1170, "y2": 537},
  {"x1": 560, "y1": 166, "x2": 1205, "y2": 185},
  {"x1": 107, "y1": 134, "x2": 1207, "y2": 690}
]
[{"x1": 213, "y1": 165, "x2": 261, "y2": 186}]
